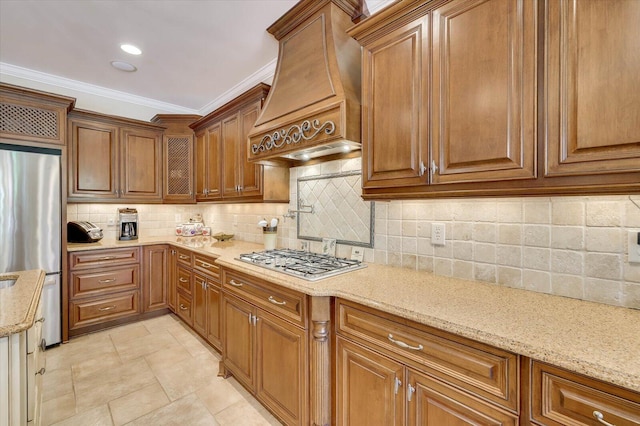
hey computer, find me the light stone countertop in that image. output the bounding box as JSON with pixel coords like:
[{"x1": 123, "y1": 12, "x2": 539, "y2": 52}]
[
  {"x1": 67, "y1": 236, "x2": 640, "y2": 392},
  {"x1": 0, "y1": 269, "x2": 45, "y2": 337}
]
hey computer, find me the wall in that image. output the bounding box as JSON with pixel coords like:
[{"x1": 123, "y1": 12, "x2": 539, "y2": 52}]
[{"x1": 68, "y1": 158, "x2": 640, "y2": 310}]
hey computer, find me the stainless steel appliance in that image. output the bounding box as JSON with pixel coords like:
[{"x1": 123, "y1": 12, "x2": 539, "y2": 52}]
[
  {"x1": 117, "y1": 208, "x2": 138, "y2": 241},
  {"x1": 67, "y1": 221, "x2": 103, "y2": 243},
  {"x1": 0, "y1": 143, "x2": 62, "y2": 346},
  {"x1": 237, "y1": 249, "x2": 366, "y2": 281}
]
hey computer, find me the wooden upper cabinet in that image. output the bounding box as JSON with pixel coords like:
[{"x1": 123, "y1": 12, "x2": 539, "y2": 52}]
[
  {"x1": 238, "y1": 101, "x2": 263, "y2": 197},
  {"x1": 190, "y1": 84, "x2": 287, "y2": 203},
  {"x1": 1, "y1": 83, "x2": 74, "y2": 146},
  {"x1": 361, "y1": 14, "x2": 430, "y2": 190},
  {"x1": 545, "y1": 0, "x2": 640, "y2": 176},
  {"x1": 222, "y1": 114, "x2": 241, "y2": 198},
  {"x1": 68, "y1": 119, "x2": 118, "y2": 198},
  {"x1": 431, "y1": 0, "x2": 536, "y2": 184},
  {"x1": 151, "y1": 114, "x2": 201, "y2": 204},
  {"x1": 68, "y1": 110, "x2": 164, "y2": 203},
  {"x1": 120, "y1": 127, "x2": 162, "y2": 200}
]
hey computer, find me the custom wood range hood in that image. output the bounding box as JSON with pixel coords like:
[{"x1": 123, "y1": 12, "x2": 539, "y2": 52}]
[{"x1": 247, "y1": 0, "x2": 362, "y2": 165}]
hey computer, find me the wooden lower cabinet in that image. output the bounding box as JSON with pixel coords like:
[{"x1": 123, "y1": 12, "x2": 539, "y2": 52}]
[
  {"x1": 206, "y1": 278, "x2": 222, "y2": 351},
  {"x1": 193, "y1": 273, "x2": 207, "y2": 337},
  {"x1": 167, "y1": 248, "x2": 177, "y2": 311},
  {"x1": 336, "y1": 336, "x2": 404, "y2": 425},
  {"x1": 528, "y1": 361, "x2": 640, "y2": 426},
  {"x1": 142, "y1": 245, "x2": 169, "y2": 312},
  {"x1": 335, "y1": 299, "x2": 519, "y2": 425},
  {"x1": 68, "y1": 247, "x2": 143, "y2": 336},
  {"x1": 221, "y1": 269, "x2": 309, "y2": 426},
  {"x1": 407, "y1": 369, "x2": 518, "y2": 426},
  {"x1": 176, "y1": 292, "x2": 192, "y2": 326}
]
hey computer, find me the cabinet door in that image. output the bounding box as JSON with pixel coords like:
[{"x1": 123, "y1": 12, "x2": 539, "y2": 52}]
[
  {"x1": 193, "y1": 274, "x2": 207, "y2": 336},
  {"x1": 256, "y1": 308, "x2": 308, "y2": 426},
  {"x1": 222, "y1": 114, "x2": 241, "y2": 198},
  {"x1": 176, "y1": 292, "x2": 192, "y2": 326},
  {"x1": 68, "y1": 119, "x2": 118, "y2": 199},
  {"x1": 195, "y1": 130, "x2": 207, "y2": 200},
  {"x1": 238, "y1": 101, "x2": 263, "y2": 198},
  {"x1": 407, "y1": 369, "x2": 518, "y2": 426},
  {"x1": 361, "y1": 15, "x2": 430, "y2": 189},
  {"x1": 431, "y1": 0, "x2": 536, "y2": 184},
  {"x1": 336, "y1": 337, "x2": 404, "y2": 426},
  {"x1": 222, "y1": 293, "x2": 255, "y2": 391},
  {"x1": 545, "y1": 0, "x2": 640, "y2": 176},
  {"x1": 196, "y1": 124, "x2": 222, "y2": 201},
  {"x1": 120, "y1": 127, "x2": 162, "y2": 200},
  {"x1": 168, "y1": 248, "x2": 177, "y2": 311},
  {"x1": 206, "y1": 280, "x2": 221, "y2": 351},
  {"x1": 164, "y1": 134, "x2": 195, "y2": 202},
  {"x1": 142, "y1": 245, "x2": 168, "y2": 312}
]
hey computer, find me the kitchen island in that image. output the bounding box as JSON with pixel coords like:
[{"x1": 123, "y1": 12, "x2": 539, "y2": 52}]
[
  {"x1": 1, "y1": 269, "x2": 46, "y2": 426},
  {"x1": 69, "y1": 237, "x2": 640, "y2": 425}
]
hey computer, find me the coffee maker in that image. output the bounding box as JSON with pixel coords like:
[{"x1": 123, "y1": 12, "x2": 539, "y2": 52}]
[{"x1": 117, "y1": 208, "x2": 138, "y2": 240}]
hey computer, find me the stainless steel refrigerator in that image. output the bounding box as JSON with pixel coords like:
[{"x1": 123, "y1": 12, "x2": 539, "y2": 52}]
[{"x1": 0, "y1": 143, "x2": 62, "y2": 346}]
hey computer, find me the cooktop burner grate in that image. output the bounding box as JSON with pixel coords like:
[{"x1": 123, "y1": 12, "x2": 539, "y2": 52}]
[{"x1": 236, "y1": 248, "x2": 366, "y2": 281}]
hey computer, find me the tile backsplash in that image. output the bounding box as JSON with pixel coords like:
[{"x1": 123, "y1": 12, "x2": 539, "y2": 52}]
[{"x1": 67, "y1": 157, "x2": 640, "y2": 309}]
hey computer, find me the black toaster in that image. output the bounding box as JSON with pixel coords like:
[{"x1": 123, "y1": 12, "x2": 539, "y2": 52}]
[{"x1": 68, "y1": 221, "x2": 103, "y2": 243}]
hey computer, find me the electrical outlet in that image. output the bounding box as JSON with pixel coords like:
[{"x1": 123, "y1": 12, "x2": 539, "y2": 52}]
[
  {"x1": 107, "y1": 218, "x2": 115, "y2": 227},
  {"x1": 629, "y1": 231, "x2": 640, "y2": 263},
  {"x1": 351, "y1": 247, "x2": 364, "y2": 262},
  {"x1": 431, "y1": 223, "x2": 446, "y2": 246},
  {"x1": 300, "y1": 241, "x2": 309, "y2": 252}
]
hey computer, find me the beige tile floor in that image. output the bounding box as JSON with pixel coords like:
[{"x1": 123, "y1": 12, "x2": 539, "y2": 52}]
[{"x1": 41, "y1": 314, "x2": 282, "y2": 425}]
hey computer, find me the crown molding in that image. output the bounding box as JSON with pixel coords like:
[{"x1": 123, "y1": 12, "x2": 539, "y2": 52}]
[
  {"x1": 0, "y1": 60, "x2": 278, "y2": 116},
  {"x1": 0, "y1": 62, "x2": 199, "y2": 114},
  {"x1": 197, "y1": 58, "x2": 277, "y2": 116}
]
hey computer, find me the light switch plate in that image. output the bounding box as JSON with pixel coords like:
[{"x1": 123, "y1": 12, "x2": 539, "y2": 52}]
[
  {"x1": 322, "y1": 238, "x2": 336, "y2": 256},
  {"x1": 629, "y1": 231, "x2": 640, "y2": 263}
]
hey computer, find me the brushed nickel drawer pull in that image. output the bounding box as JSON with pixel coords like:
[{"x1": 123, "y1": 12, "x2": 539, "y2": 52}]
[
  {"x1": 268, "y1": 296, "x2": 286, "y2": 306},
  {"x1": 98, "y1": 256, "x2": 116, "y2": 260},
  {"x1": 39, "y1": 339, "x2": 47, "y2": 352},
  {"x1": 179, "y1": 254, "x2": 189, "y2": 260},
  {"x1": 593, "y1": 411, "x2": 616, "y2": 426},
  {"x1": 388, "y1": 334, "x2": 423, "y2": 351},
  {"x1": 179, "y1": 278, "x2": 188, "y2": 283},
  {"x1": 35, "y1": 368, "x2": 46, "y2": 376},
  {"x1": 98, "y1": 278, "x2": 116, "y2": 283},
  {"x1": 98, "y1": 305, "x2": 116, "y2": 311},
  {"x1": 394, "y1": 377, "x2": 402, "y2": 395},
  {"x1": 179, "y1": 304, "x2": 188, "y2": 311},
  {"x1": 199, "y1": 261, "x2": 214, "y2": 268},
  {"x1": 229, "y1": 279, "x2": 243, "y2": 287},
  {"x1": 35, "y1": 317, "x2": 45, "y2": 324}
]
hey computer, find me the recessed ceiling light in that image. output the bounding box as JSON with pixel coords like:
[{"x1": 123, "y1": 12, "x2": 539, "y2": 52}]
[
  {"x1": 110, "y1": 61, "x2": 137, "y2": 72},
  {"x1": 120, "y1": 44, "x2": 142, "y2": 55}
]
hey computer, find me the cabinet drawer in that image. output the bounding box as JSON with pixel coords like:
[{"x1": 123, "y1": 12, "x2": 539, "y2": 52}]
[
  {"x1": 176, "y1": 248, "x2": 193, "y2": 266},
  {"x1": 69, "y1": 291, "x2": 139, "y2": 329},
  {"x1": 176, "y1": 266, "x2": 192, "y2": 295},
  {"x1": 70, "y1": 265, "x2": 139, "y2": 298},
  {"x1": 530, "y1": 361, "x2": 640, "y2": 426},
  {"x1": 336, "y1": 299, "x2": 518, "y2": 412},
  {"x1": 176, "y1": 292, "x2": 192, "y2": 325},
  {"x1": 193, "y1": 254, "x2": 219, "y2": 279},
  {"x1": 69, "y1": 247, "x2": 140, "y2": 270},
  {"x1": 223, "y1": 269, "x2": 307, "y2": 328}
]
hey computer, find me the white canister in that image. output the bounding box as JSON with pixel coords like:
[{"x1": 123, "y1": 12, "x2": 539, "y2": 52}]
[{"x1": 263, "y1": 226, "x2": 277, "y2": 250}]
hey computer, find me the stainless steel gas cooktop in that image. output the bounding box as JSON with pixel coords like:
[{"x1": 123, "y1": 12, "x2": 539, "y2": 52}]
[{"x1": 237, "y1": 249, "x2": 366, "y2": 281}]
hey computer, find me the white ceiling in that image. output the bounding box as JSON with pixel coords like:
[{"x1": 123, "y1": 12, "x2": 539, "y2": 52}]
[{"x1": 0, "y1": 0, "x2": 299, "y2": 115}]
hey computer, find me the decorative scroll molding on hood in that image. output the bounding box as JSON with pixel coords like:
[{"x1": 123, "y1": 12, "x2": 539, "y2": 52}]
[{"x1": 247, "y1": 0, "x2": 362, "y2": 165}]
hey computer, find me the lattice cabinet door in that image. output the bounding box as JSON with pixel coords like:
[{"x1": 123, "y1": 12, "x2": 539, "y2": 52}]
[
  {"x1": 163, "y1": 134, "x2": 195, "y2": 203},
  {"x1": 1, "y1": 83, "x2": 74, "y2": 146}
]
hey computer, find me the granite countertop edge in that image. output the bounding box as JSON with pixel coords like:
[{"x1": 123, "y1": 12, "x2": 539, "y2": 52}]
[
  {"x1": 0, "y1": 269, "x2": 45, "y2": 337},
  {"x1": 67, "y1": 237, "x2": 640, "y2": 393}
]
